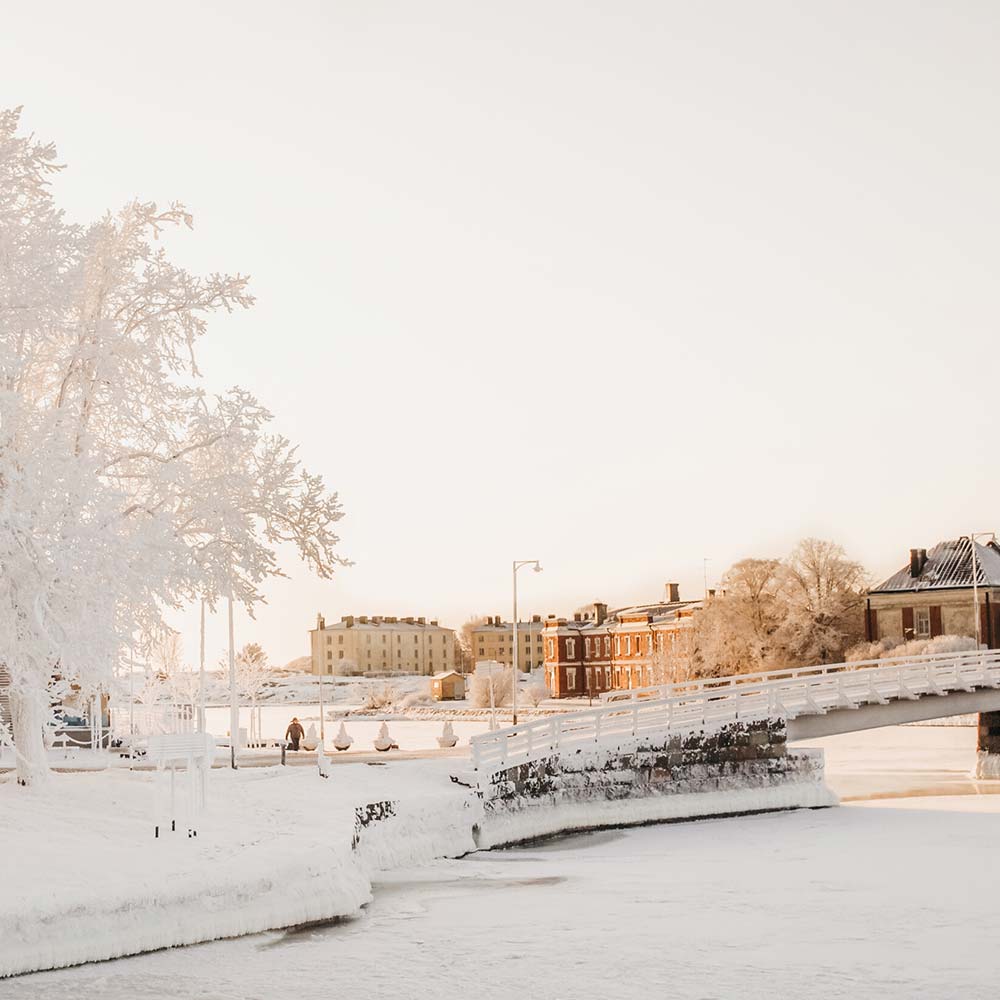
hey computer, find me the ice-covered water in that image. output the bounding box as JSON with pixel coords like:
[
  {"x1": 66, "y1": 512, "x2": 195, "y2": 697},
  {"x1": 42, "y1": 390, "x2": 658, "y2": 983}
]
[{"x1": 7, "y1": 725, "x2": 999, "y2": 999}]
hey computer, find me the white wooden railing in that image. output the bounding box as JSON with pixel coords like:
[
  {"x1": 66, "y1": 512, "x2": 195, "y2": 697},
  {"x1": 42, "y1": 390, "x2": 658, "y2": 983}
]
[
  {"x1": 469, "y1": 648, "x2": 1000, "y2": 775},
  {"x1": 599, "y1": 648, "x2": 996, "y2": 704}
]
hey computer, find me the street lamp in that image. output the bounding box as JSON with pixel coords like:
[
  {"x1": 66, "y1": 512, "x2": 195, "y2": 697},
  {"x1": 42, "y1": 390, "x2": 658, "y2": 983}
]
[
  {"x1": 512, "y1": 560, "x2": 542, "y2": 726},
  {"x1": 969, "y1": 532, "x2": 996, "y2": 649}
]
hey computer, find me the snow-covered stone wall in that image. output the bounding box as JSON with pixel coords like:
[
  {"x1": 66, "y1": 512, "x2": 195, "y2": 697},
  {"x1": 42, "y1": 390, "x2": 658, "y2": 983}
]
[{"x1": 475, "y1": 719, "x2": 836, "y2": 848}]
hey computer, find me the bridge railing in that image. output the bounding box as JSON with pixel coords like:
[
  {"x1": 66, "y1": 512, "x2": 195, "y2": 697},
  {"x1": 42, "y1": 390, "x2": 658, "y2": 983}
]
[
  {"x1": 469, "y1": 648, "x2": 1000, "y2": 777},
  {"x1": 598, "y1": 647, "x2": 998, "y2": 704}
]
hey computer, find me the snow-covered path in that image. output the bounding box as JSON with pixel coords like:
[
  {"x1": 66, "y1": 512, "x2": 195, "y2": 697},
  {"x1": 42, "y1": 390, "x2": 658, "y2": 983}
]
[{"x1": 8, "y1": 725, "x2": 1000, "y2": 999}]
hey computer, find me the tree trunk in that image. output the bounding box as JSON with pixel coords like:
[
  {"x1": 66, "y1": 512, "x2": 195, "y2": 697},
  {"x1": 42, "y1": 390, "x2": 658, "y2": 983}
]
[{"x1": 9, "y1": 686, "x2": 50, "y2": 787}]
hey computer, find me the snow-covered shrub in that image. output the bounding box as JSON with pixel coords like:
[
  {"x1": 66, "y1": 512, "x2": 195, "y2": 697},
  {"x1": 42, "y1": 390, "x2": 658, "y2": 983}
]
[
  {"x1": 399, "y1": 690, "x2": 434, "y2": 710},
  {"x1": 361, "y1": 683, "x2": 397, "y2": 711},
  {"x1": 846, "y1": 634, "x2": 977, "y2": 662},
  {"x1": 470, "y1": 669, "x2": 513, "y2": 708},
  {"x1": 524, "y1": 683, "x2": 550, "y2": 707}
]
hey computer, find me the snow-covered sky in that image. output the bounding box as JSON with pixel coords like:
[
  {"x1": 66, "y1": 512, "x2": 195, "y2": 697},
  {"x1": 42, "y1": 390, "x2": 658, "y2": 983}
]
[{"x1": 5, "y1": 1, "x2": 999, "y2": 665}]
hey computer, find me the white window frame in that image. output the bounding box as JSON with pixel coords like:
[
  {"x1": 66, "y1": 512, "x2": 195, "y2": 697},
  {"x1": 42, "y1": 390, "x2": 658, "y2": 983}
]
[
  {"x1": 566, "y1": 638, "x2": 576, "y2": 659},
  {"x1": 567, "y1": 667, "x2": 577, "y2": 690},
  {"x1": 915, "y1": 607, "x2": 931, "y2": 638}
]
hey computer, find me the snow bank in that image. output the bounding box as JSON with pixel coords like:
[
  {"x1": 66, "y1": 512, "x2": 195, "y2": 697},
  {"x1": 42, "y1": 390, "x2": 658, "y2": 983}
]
[
  {"x1": 2, "y1": 722, "x2": 836, "y2": 977},
  {"x1": 476, "y1": 778, "x2": 836, "y2": 849},
  {"x1": 0, "y1": 760, "x2": 466, "y2": 978}
]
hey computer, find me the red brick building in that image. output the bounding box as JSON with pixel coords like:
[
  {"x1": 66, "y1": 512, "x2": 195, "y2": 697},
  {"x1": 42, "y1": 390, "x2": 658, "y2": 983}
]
[{"x1": 543, "y1": 585, "x2": 702, "y2": 699}]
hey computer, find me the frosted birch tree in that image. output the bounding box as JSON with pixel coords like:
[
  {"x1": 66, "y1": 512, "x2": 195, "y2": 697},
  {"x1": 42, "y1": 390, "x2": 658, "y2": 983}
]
[{"x1": 0, "y1": 108, "x2": 346, "y2": 784}]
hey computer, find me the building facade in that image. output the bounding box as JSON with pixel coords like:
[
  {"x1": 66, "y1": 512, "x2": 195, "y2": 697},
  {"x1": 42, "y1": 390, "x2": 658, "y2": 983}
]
[
  {"x1": 866, "y1": 537, "x2": 1000, "y2": 648},
  {"x1": 470, "y1": 615, "x2": 546, "y2": 672},
  {"x1": 543, "y1": 585, "x2": 702, "y2": 698},
  {"x1": 309, "y1": 614, "x2": 459, "y2": 677}
]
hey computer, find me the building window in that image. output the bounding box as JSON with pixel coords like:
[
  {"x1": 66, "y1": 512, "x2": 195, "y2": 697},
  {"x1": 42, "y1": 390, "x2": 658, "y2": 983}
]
[
  {"x1": 326, "y1": 635, "x2": 331, "y2": 644},
  {"x1": 566, "y1": 638, "x2": 576, "y2": 659},
  {"x1": 605, "y1": 666, "x2": 611, "y2": 687},
  {"x1": 338, "y1": 651, "x2": 344, "y2": 660},
  {"x1": 547, "y1": 639, "x2": 555, "y2": 659},
  {"x1": 915, "y1": 608, "x2": 931, "y2": 638},
  {"x1": 614, "y1": 636, "x2": 620, "y2": 656},
  {"x1": 478, "y1": 647, "x2": 485, "y2": 656},
  {"x1": 567, "y1": 667, "x2": 577, "y2": 690},
  {"x1": 326, "y1": 650, "x2": 332, "y2": 660},
  {"x1": 585, "y1": 638, "x2": 592, "y2": 658},
  {"x1": 625, "y1": 635, "x2": 631, "y2": 655},
  {"x1": 338, "y1": 635, "x2": 344, "y2": 644}
]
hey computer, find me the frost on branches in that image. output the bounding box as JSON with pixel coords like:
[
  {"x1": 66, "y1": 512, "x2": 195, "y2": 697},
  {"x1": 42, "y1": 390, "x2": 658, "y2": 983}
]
[{"x1": 0, "y1": 108, "x2": 346, "y2": 785}]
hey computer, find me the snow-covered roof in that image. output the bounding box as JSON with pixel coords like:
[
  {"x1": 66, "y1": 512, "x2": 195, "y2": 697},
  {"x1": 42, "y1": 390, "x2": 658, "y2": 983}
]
[
  {"x1": 871, "y1": 537, "x2": 1000, "y2": 593},
  {"x1": 432, "y1": 671, "x2": 463, "y2": 680},
  {"x1": 314, "y1": 616, "x2": 454, "y2": 633}
]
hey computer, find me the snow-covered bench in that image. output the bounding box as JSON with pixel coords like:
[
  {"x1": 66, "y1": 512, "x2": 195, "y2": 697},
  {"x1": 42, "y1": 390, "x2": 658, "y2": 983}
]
[{"x1": 147, "y1": 733, "x2": 216, "y2": 839}]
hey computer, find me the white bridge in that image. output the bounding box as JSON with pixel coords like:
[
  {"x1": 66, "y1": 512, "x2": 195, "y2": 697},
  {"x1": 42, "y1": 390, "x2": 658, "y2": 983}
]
[{"x1": 470, "y1": 648, "x2": 1000, "y2": 775}]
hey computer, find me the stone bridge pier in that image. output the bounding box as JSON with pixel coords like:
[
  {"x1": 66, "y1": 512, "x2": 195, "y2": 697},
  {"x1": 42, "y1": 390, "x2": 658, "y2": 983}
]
[{"x1": 977, "y1": 711, "x2": 1000, "y2": 778}]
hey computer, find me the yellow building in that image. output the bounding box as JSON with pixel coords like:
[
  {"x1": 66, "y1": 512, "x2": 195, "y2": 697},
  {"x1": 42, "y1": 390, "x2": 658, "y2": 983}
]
[
  {"x1": 471, "y1": 615, "x2": 546, "y2": 672},
  {"x1": 309, "y1": 614, "x2": 458, "y2": 677}
]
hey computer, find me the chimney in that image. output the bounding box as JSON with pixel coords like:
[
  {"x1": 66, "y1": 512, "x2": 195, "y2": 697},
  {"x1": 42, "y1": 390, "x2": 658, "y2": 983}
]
[
  {"x1": 909, "y1": 548, "x2": 924, "y2": 578},
  {"x1": 317, "y1": 612, "x2": 325, "y2": 630},
  {"x1": 345, "y1": 615, "x2": 354, "y2": 627},
  {"x1": 593, "y1": 602, "x2": 608, "y2": 626},
  {"x1": 359, "y1": 615, "x2": 369, "y2": 624},
  {"x1": 573, "y1": 612, "x2": 582, "y2": 622},
  {"x1": 667, "y1": 583, "x2": 680, "y2": 603},
  {"x1": 532, "y1": 614, "x2": 541, "y2": 623},
  {"x1": 405, "y1": 616, "x2": 414, "y2": 624},
  {"x1": 418, "y1": 616, "x2": 426, "y2": 625},
  {"x1": 430, "y1": 619, "x2": 438, "y2": 626},
  {"x1": 707, "y1": 589, "x2": 716, "y2": 599}
]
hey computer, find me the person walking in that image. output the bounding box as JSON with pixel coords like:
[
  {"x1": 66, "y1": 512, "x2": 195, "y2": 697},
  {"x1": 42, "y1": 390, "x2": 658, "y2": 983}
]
[{"x1": 285, "y1": 717, "x2": 304, "y2": 751}]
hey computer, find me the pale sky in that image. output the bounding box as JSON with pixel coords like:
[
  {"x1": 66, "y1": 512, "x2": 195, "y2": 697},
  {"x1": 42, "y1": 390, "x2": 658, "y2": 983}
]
[{"x1": 5, "y1": 1, "x2": 999, "y2": 666}]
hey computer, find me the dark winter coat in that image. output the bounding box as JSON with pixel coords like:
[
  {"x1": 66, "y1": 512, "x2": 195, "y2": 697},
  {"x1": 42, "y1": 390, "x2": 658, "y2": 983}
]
[{"x1": 286, "y1": 722, "x2": 304, "y2": 742}]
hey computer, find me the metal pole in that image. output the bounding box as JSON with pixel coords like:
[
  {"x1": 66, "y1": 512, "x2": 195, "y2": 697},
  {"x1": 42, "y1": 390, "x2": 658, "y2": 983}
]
[
  {"x1": 129, "y1": 647, "x2": 135, "y2": 742},
  {"x1": 512, "y1": 561, "x2": 519, "y2": 727},
  {"x1": 228, "y1": 584, "x2": 238, "y2": 769},
  {"x1": 488, "y1": 660, "x2": 497, "y2": 731},
  {"x1": 318, "y1": 656, "x2": 325, "y2": 747},
  {"x1": 198, "y1": 598, "x2": 206, "y2": 733},
  {"x1": 972, "y1": 534, "x2": 982, "y2": 649}
]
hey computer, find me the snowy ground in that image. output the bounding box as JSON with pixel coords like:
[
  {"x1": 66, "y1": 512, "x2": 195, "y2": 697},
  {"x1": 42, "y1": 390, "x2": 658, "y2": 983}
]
[{"x1": 5, "y1": 724, "x2": 999, "y2": 999}]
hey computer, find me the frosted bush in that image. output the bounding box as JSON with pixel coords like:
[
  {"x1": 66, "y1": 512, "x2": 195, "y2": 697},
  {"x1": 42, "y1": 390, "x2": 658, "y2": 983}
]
[
  {"x1": 524, "y1": 683, "x2": 550, "y2": 707},
  {"x1": 846, "y1": 634, "x2": 977, "y2": 662},
  {"x1": 470, "y1": 670, "x2": 512, "y2": 708},
  {"x1": 361, "y1": 683, "x2": 397, "y2": 711},
  {"x1": 399, "y1": 690, "x2": 433, "y2": 710}
]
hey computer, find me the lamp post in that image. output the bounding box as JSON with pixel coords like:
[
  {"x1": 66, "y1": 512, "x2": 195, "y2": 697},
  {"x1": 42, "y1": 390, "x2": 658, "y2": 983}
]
[
  {"x1": 969, "y1": 532, "x2": 996, "y2": 649},
  {"x1": 228, "y1": 581, "x2": 239, "y2": 769},
  {"x1": 512, "y1": 560, "x2": 542, "y2": 727}
]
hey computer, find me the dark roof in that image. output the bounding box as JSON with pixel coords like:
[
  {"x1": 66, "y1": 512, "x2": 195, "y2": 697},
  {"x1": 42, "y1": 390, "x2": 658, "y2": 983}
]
[{"x1": 871, "y1": 536, "x2": 1000, "y2": 593}]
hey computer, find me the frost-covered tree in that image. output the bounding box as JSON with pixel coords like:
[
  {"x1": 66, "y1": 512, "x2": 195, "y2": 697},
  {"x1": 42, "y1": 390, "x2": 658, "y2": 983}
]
[
  {"x1": 0, "y1": 108, "x2": 346, "y2": 784},
  {"x1": 691, "y1": 542, "x2": 867, "y2": 676},
  {"x1": 776, "y1": 538, "x2": 866, "y2": 664},
  {"x1": 691, "y1": 558, "x2": 785, "y2": 676},
  {"x1": 233, "y1": 642, "x2": 270, "y2": 744}
]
